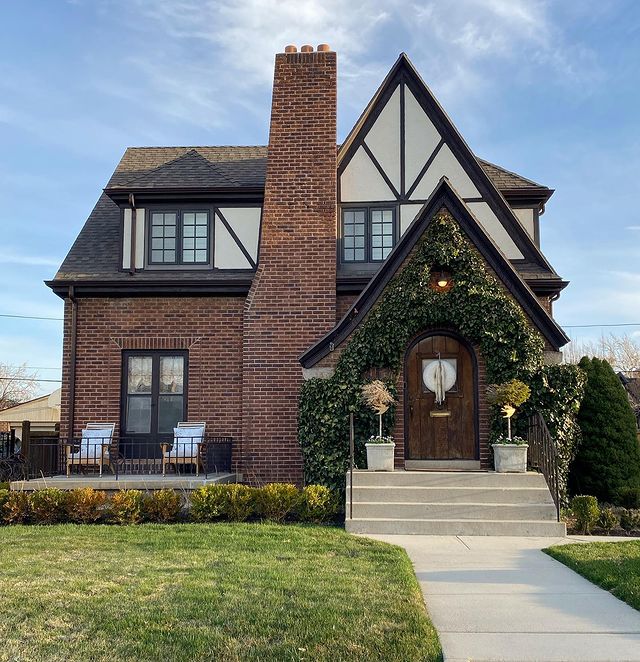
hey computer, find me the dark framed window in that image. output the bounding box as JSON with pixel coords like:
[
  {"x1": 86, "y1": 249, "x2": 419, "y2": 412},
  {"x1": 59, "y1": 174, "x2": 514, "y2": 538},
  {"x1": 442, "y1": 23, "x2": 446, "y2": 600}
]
[
  {"x1": 341, "y1": 206, "x2": 397, "y2": 263},
  {"x1": 148, "y1": 209, "x2": 211, "y2": 267},
  {"x1": 121, "y1": 351, "x2": 188, "y2": 440}
]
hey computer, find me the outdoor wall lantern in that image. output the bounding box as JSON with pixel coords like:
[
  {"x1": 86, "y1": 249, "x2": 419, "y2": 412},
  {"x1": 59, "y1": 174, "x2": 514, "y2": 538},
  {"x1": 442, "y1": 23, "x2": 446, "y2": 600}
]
[{"x1": 429, "y1": 267, "x2": 454, "y2": 293}]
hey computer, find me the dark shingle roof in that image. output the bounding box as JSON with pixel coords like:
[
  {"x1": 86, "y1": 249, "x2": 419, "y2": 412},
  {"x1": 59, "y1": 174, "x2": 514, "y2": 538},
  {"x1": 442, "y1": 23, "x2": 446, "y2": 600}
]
[{"x1": 53, "y1": 145, "x2": 550, "y2": 283}]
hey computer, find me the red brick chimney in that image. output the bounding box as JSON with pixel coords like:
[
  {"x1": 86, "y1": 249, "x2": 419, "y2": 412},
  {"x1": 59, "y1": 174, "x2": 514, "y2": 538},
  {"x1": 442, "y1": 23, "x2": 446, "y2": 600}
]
[{"x1": 241, "y1": 45, "x2": 338, "y2": 484}]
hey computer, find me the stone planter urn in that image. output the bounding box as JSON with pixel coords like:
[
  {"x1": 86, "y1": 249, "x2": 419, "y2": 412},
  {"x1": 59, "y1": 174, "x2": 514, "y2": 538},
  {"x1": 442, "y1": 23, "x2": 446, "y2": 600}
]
[
  {"x1": 366, "y1": 440, "x2": 395, "y2": 471},
  {"x1": 492, "y1": 443, "x2": 528, "y2": 473}
]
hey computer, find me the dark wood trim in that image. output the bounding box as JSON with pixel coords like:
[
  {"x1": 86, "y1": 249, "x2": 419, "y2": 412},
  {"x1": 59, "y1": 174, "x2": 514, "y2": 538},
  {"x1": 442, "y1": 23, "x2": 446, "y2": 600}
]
[
  {"x1": 216, "y1": 208, "x2": 257, "y2": 269},
  {"x1": 399, "y1": 82, "x2": 406, "y2": 198},
  {"x1": 403, "y1": 329, "x2": 480, "y2": 462},
  {"x1": 300, "y1": 178, "x2": 569, "y2": 368},
  {"x1": 105, "y1": 187, "x2": 264, "y2": 205},
  {"x1": 68, "y1": 286, "x2": 77, "y2": 438},
  {"x1": 47, "y1": 279, "x2": 253, "y2": 299}
]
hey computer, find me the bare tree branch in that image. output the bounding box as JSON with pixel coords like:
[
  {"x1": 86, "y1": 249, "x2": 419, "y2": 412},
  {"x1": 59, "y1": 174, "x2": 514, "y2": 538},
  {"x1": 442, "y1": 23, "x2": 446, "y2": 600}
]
[{"x1": 0, "y1": 363, "x2": 39, "y2": 410}]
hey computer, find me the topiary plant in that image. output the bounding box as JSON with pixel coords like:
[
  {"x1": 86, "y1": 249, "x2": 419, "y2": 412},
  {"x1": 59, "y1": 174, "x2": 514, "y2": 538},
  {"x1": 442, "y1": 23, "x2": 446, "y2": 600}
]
[
  {"x1": 570, "y1": 495, "x2": 600, "y2": 534},
  {"x1": 488, "y1": 379, "x2": 531, "y2": 440},
  {"x1": 569, "y1": 357, "x2": 640, "y2": 502}
]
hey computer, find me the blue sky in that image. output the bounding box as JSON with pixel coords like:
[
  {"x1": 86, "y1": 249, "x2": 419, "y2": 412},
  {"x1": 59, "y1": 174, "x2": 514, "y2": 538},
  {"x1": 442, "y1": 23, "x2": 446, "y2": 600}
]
[{"x1": 1, "y1": 0, "x2": 639, "y2": 394}]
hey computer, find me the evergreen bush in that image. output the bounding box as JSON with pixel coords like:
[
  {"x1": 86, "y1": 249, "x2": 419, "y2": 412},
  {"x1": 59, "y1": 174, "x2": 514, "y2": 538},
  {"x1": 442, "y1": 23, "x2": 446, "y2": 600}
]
[
  {"x1": 569, "y1": 357, "x2": 640, "y2": 502},
  {"x1": 298, "y1": 485, "x2": 339, "y2": 523},
  {"x1": 66, "y1": 488, "x2": 107, "y2": 524},
  {"x1": 29, "y1": 488, "x2": 69, "y2": 524},
  {"x1": 2, "y1": 491, "x2": 31, "y2": 524},
  {"x1": 143, "y1": 489, "x2": 183, "y2": 523},
  {"x1": 256, "y1": 483, "x2": 300, "y2": 522},
  {"x1": 109, "y1": 490, "x2": 145, "y2": 525},
  {"x1": 570, "y1": 495, "x2": 600, "y2": 534}
]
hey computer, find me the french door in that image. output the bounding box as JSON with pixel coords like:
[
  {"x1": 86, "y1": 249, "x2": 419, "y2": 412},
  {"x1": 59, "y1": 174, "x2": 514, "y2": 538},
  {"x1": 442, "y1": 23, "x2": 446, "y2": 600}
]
[{"x1": 121, "y1": 351, "x2": 187, "y2": 458}]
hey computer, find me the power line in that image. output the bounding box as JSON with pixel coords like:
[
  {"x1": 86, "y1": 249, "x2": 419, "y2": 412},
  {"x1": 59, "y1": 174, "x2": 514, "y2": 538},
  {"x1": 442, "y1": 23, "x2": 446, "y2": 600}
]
[
  {"x1": 0, "y1": 377, "x2": 61, "y2": 383},
  {"x1": 564, "y1": 323, "x2": 640, "y2": 329},
  {"x1": 1, "y1": 365, "x2": 61, "y2": 371},
  {"x1": 0, "y1": 314, "x2": 63, "y2": 321}
]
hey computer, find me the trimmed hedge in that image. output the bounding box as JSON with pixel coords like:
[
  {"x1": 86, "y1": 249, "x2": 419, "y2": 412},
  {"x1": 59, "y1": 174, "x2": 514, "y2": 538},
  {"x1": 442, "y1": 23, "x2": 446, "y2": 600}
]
[{"x1": 0, "y1": 484, "x2": 339, "y2": 526}]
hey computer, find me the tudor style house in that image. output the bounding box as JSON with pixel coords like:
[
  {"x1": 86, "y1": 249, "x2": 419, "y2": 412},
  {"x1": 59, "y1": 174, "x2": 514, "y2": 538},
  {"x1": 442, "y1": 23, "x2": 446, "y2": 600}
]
[{"x1": 48, "y1": 45, "x2": 569, "y2": 511}]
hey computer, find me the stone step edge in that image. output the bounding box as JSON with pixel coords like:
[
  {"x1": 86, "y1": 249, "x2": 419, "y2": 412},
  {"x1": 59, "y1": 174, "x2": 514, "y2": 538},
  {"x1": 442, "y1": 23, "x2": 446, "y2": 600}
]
[{"x1": 348, "y1": 501, "x2": 556, "y2": 508}]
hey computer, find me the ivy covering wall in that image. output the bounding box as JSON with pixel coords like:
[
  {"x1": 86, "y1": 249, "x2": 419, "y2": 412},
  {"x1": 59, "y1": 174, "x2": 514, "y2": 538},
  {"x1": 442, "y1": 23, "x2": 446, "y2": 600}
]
[{"x1": 298, "y1": 211, "x2": 580, "y2": 493}]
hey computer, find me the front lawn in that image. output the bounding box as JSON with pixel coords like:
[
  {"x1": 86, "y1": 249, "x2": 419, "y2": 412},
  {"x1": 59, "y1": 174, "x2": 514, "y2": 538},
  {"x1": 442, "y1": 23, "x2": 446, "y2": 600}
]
[
  {"x1": 0, "y1": 523, "x2": 441, "y2": 661},
  {"x1": 544, "y1": 541, "x2": 640, "y2": 610}
]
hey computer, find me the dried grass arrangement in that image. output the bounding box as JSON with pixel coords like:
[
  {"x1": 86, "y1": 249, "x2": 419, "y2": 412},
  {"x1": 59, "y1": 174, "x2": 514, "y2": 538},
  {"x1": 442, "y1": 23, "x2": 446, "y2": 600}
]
[{"x1": 362, "y1": 380, "x2": 396, "y2": 438}]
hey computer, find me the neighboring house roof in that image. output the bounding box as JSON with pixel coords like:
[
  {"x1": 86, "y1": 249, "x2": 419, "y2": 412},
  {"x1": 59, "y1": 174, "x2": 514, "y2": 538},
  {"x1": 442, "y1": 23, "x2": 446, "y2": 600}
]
[
  {"x1": 0, "y1": 389, "x2": 61, "y2": 422},
  {"x1": 300, "y1": 177, "x2": 569, "y2": 368}
]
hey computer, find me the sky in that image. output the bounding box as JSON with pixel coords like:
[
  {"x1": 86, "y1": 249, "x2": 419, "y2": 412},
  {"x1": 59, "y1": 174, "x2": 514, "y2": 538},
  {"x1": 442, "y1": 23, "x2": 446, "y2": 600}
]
[{"x1": 1, "y1": 0, "x2": 639, "y2": 395}]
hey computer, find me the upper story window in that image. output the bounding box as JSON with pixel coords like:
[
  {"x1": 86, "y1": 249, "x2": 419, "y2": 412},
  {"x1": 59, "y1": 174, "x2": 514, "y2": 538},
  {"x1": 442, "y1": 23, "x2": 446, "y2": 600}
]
[
  {"x1": 149, "y1": 210, "x2": 211, "y2": 266},
  {"x1": 341, "y1": 207, "x2": 396, "y2": 263}
]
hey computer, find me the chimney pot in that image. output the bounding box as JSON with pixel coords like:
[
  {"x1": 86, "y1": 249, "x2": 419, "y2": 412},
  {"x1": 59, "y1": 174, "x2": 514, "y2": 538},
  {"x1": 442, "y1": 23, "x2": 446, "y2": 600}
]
[
  {"x1": 284, "y1": 44, "x2": 297, "y2": 53},
  {"x1": 317, "y1": 44, "x2": 331, "y2": 52},
  {"x1": 300, "y1": 44, "x2": 313, "y2": 53}
]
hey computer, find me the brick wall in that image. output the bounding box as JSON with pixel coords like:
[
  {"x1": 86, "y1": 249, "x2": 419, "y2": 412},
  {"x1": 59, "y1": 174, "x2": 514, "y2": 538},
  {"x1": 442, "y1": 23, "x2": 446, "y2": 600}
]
[
  {"x1": 241, "y1": 49, "x2": 338, "y2": 484},
  {"x1": 60, "y1": 297, "x2": 245, "y2": 467}
]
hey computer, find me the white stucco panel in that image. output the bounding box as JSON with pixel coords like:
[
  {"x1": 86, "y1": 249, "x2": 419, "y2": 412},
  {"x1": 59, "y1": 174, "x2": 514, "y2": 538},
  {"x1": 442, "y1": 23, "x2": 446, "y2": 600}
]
[
  {"x1": 404, "y1": 87, "x2": 441, "y2": 191},
  {"x1": 513, "y1": 207, "x2": 535, "y2": 241},
  {"x1": 340, "y1": 145, "x2": 396, "y2": 202},
  {"x1": 400, "y1": 204, "x2": 424, "y2": 235},
  {"x1": 122, "y1": 208, "x2": 132, "y2": 269},
  {"x1": 466, "y1": 201, "x2": 524, "y2": 260},
  {"x1": 217, "y1": 207, "x2": 261, "y2": 261},
  {"x1": 134, "y1": 208, "x2": 145, "y2": 269},
  {"x1": 410, "y1": 143, "x2": 480, "y2": 200},
  {"x1": 214, "y1": 214, "x2": 253, "y2": 269},
  {"x1": 364, "y1": 86, "x2": 401, "y2": 192}
]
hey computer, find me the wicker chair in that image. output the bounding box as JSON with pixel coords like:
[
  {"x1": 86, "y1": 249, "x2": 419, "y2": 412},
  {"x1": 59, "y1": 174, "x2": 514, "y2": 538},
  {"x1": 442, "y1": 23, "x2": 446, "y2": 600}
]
[
  {"x1": 66, "y1": 423, "x2": 115, "y2": 476},
  {"x1": 161, "y1": 422, "x2": 206, "y2": 476}
]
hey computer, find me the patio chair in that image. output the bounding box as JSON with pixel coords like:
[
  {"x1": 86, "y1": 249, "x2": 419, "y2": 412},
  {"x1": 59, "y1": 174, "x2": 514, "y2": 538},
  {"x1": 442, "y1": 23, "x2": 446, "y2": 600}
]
[
  {"x1": 161, "y1": 422, "x2": 206, "y2": 476},
  {"x1": 66, "y1": 423, "x2": 116, "y2": 476}
]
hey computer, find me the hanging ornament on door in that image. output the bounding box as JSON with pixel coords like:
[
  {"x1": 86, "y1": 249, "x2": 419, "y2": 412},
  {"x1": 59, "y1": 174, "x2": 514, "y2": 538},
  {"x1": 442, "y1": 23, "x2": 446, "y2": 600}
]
[{"x1": 422, "y1": 353, "x2": 457, "y2": 405}]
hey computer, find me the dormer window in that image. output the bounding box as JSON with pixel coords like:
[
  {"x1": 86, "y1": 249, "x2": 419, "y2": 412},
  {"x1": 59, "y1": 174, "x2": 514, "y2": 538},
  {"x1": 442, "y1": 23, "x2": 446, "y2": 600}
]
[
  {"x1": 148, "y1": 209, "x2": 211, "y2": 267},
  {"x1": 341, "y1": 206, "x2": 396, "y2": 263}
]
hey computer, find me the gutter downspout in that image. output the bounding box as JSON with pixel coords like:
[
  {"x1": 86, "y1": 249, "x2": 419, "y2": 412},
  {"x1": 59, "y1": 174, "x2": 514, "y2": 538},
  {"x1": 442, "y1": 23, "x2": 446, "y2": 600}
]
[
  {"x1": 129, "y1": 193, "x2": 136, "y2": 276},
  {"x1": 68, "y1": 285, "x2": 77, "y2": 440}
]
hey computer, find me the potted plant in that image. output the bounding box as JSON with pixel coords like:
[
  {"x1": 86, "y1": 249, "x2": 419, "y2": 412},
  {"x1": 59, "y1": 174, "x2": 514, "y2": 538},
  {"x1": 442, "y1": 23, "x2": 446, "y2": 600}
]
[
  {"x1": 488, "y1": 379, "x2": 531, "y2": 473},
  {"x1": 361, "y1": 380, "x2": 396, "y2": 471}
]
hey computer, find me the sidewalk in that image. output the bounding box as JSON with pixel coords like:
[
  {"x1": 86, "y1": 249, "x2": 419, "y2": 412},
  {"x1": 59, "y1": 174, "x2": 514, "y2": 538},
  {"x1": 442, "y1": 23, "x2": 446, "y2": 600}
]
[{"x1": 367, "y1": 534, "x2": 640, "y2": 662}]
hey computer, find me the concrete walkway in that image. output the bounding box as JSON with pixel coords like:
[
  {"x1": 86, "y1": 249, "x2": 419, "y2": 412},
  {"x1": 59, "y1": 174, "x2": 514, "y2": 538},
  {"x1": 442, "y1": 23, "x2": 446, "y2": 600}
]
[{"x1": 367, "y1": 534, "x2": 640, "y2": 662}]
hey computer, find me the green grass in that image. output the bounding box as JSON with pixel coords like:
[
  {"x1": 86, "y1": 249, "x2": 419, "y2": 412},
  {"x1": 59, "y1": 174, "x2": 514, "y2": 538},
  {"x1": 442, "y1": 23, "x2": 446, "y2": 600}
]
[
  {"x1": 0, "y1": 524, "x2": 441, "y2": 662},
  {"x1": 545, "y1": 541, "x2": 640, "y2": 611}
]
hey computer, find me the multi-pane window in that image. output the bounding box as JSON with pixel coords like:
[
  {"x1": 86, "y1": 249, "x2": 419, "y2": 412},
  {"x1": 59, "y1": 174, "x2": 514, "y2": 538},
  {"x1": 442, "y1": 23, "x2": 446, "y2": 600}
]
[
  {"x1": 341, "y1": 207, "x2": 396, "y2": 263},
  {"x1": 342, "y1": 210, "x2": 366, "y2": 261},
  {"x1": 149, "y1": 210, "x2": 210, "y2": 266},
  {"x1": 370, "y1": 209, "x2": 394, "y2": 261}
]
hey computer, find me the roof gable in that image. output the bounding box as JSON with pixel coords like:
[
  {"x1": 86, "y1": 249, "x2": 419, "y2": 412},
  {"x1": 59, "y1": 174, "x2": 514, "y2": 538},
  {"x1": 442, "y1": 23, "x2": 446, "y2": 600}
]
[
  {"x1": 300, "y1": 178, "x2": 569, "y2": 368},
  {"x1": 338, "y1": 54, "x2": 556, "y2": 270}
]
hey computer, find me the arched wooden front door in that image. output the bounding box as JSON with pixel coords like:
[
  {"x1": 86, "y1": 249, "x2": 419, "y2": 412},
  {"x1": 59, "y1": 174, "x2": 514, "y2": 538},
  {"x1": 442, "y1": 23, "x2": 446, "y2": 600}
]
[{"x1": 405, "y1": 333, "x2": 478, "y2": 462}]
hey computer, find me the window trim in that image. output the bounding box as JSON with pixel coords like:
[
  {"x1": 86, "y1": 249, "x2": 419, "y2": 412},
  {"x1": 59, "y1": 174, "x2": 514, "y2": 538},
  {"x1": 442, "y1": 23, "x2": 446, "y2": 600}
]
[
  {"x1": 146, "y1": 206, "x2": 213, "y2": 270},
  {"x1": 340, "y1": 205, "x2": 398, "y2": 264}
]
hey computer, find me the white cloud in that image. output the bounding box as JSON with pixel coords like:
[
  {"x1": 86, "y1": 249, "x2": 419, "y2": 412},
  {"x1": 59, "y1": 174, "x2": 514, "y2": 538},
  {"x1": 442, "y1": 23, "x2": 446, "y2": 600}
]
[{"x1": 0, "y1": 253, "x2": 61, "y2": 267}]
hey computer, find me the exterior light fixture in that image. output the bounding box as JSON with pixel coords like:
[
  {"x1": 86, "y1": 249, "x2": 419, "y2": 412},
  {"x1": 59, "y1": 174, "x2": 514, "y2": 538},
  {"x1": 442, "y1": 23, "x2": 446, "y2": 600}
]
[{"x1": 429, "y1": 267, "x2": 454, "y2": 293}]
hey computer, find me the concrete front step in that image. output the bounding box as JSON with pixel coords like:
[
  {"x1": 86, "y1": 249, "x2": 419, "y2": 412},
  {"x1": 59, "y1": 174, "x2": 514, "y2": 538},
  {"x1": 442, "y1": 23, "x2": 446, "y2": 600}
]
[
  {"x1": 346, "y1": 502, "x2": 558, "y2": 521},
  {"x1": 347, "y1": 485, "x2": 554, "y2": 504},
  {"x1": 349, "y1": 470, "x2": 547, "y2": 488},
  {"x1": 345, "y1": 518, "x2": 566, "y2": 536}
]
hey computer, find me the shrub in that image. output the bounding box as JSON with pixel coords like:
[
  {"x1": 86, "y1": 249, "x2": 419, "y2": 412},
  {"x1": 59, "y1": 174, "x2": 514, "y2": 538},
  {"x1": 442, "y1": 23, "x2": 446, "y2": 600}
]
[
  {"x1": 144, "y1": 489, "x2": 182, "y2": 523},
  {"x1": 109, "y1": 490, "x2": 144, "y2": 525},
  {"x1": 570, "y1": 495, "x2": 600, "y2": 534},
  {"x1": 256, "y1": 483, "x2": 300, "y2": 522},
  {"x1": 224, "y1": 484, "x2": 256, "y2": 522},
  {"x1": 2, "y1": 491, "x2": 31, "y2": 524},
  {"x1": 569, "y1": 357, "x2": 640, "y2": 502},
  {"x1": 66, "y1": 488, "x2": 107, "y2": 524},
  {"x1": 619, "y1": 508, "x2": 640, "y2": 531},
  {"x1": 190, "y1": 484, "x2": 228, "y2": 522},
  {"x1": 30, "y1": 488, "x2": 68, "y2": 524},
  {"x1": 298, "y1": 485, "x2": 338, "y2": 523},
  {"x1": 0, "y1": 488, "x2": 9, "y2": 515},
  {"x1": 598, "y1": 507, "x2": 619, "y2": 534},
  {"x1": 617, "y1": 487, "x2": 640, "y2": 509}
]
